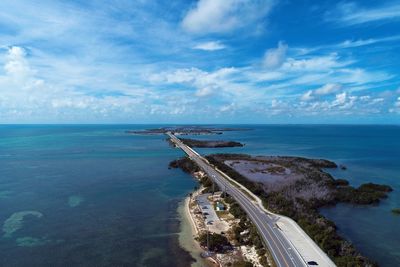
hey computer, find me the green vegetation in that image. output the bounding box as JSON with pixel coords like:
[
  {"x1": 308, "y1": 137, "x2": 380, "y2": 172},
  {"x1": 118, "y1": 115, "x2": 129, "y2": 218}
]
[
  {"x1": 332, "y1": 179, "x2": 349, "y2": 186},
  {"x1": 169, "y1": 156, "x2": 220, "y2": 193},
  {"x1": 200, "y1": 175, "x2": 220, "y2": 193},
  {"x1": 335, "y1": 182, "x2": 393, "y2": 205},
  {"x1": 392, "y1": 208, "x2": 400, "y2": 215},
  {"x1": 226, "y1": 196, "x2": 270, "y2": 266},
  {"x1": 180, "y1": 138, "x2": 244, "y2": 148},
  {"x1": 206, "y1": 154, "x2": 386, "y2": 267},
  {"x1": 198, "y1": 232, "x2": 230, "y2": 252},
  {"x1": 169, "y1": 157, "x2": 200, "y2": 173},
  {"x1": 230, "y1": 261, "x2": 254, "y2": 267},
  {"x1": 169, "y1": 153, "x2": 390, "y2": 267}
]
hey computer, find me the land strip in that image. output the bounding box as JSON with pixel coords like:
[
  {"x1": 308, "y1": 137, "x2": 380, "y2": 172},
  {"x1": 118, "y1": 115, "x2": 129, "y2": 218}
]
[{"x1": 167, "y1": 132, "x2": 335, "y2": 267}]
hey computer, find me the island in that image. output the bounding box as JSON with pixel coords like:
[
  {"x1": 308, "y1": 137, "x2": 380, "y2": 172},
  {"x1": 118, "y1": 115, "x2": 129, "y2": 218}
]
[
  {"x1": 171, "y1": 153, "x2": 393, "y2": 267},
  {"x1": 126, "y1": 126, "x2": 250, "y2": 135},
  {"x1": 178, "y1": 138, "x2": 244, "y2": 148}
]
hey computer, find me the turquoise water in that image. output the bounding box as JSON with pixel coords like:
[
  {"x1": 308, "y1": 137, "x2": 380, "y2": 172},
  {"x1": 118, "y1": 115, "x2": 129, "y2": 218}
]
[
  {"x1": 0, "y1": 125, "x2": 399, "y2": 266},
  {"x1": 0, "y1": 125, "x2": 196, "y2": 267}
]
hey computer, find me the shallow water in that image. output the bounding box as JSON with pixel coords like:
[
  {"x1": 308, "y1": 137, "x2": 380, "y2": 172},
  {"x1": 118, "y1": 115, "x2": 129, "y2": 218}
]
[
  {"x1": 0, "y1": 125, "x2": 196, "y2": 267},
  {"x1": 0, "y1": 125, "x2": 399, "y2": 266}
]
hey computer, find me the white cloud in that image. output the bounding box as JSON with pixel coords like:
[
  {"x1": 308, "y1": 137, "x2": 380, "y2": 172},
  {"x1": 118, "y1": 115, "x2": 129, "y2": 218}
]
[
  {"x1": 193, "y1": 41, "x2": 226, "y2": 51},
  {"x1": 148, "y1": 67, "x2": 243, "y2": 99},
  {"x1": 0, "y1": 45, "x2": 185, "y2": 122},
  {"x1": 330, "y1": 2, "x2": 400, "y2": 25},
  {"x1": 182, "y1": 0, "x2": 274, "y2": 34},
  {"x1": 195, "y1": 87, "x2": 214, "y2": 97},
  {"x1": 396, "y1": 97, "x2": 400, "y2": 108},
  {"x1": 315, "y1": 83, "x2": 342, "y2": 95},
  {"x1": 301, "y1": 90, "x2": 314, "y2": 101},
  {"x1": 263, "y1": 41, "x2": 288, "y2": 69},
  {"x1": 4, "y1": 46, "x2": 35, "y2": 80},
  {"x1": 389, "y1": 97, "x2": 400, "y2": 113},
  {"x1": 220, "y1": 103, "x2": 236, "y2": 112},
  {"x1": 300, "y1": 84, "x2": 343, "y2": 102},
  {"x1": 282, "y1": 53, "x2": 350, "y2": 72},
  {"x1": 338, "y1": 35, "x2": 400, "y2": 48},
  {"x1": 332, "y1": 92, "x2": 347, "y2": 106}
]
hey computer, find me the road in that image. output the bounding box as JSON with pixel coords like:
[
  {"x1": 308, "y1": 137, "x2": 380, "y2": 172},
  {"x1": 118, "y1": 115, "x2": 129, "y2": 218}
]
[{"x1": 167, "y1": 132, "x2": 309, "y2": 267}]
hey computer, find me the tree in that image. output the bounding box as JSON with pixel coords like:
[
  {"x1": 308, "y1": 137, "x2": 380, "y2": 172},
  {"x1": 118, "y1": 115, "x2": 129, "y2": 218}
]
[{"x1": 198, "y1": 232, "x2": 230, "y2": 252}]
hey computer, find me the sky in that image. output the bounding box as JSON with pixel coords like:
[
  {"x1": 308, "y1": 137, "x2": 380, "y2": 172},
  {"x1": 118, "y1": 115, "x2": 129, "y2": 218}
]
[{"x1": 0, "y1": 0, "x2": 400, "y2": 124}]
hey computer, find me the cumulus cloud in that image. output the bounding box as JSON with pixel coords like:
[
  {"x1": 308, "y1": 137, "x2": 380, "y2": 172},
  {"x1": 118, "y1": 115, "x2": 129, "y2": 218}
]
[
  {"x1": 193, "y1": 41, "x2": 226, "y2": 51},
  {"x1": 4, "y1": 46, "x2": 35, "y2": 80},
  {"x1": 263, "y1": 41, "x2": 288, "y2": 69},
  {"x1": 333, "y1": 92, "x2": 347, "y2": 106},
  {"x1": 182, "y1": 0, "x2": 274, "y2": 34},
  {"x1": 0, "y1": 46, "x2": 184, "y2": 122}
]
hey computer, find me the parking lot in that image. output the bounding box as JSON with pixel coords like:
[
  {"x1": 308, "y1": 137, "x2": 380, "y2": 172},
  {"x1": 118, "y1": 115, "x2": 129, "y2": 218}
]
[{"x1": 195, "y1": 193, "x2": 219, "y2": 225}]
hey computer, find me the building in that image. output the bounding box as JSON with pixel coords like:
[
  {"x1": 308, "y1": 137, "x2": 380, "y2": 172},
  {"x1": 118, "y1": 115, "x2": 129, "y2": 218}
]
[{"x1": 216, "y1": 201, "x2": 225, "y2": 211}]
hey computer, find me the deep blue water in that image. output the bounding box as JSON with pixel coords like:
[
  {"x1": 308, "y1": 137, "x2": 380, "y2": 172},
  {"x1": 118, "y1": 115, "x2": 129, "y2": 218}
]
[
  {"x1": 0, "y1": 125, "x2": 399, "y2": 266},
  {"x1": 191, "y1": 125, "x2": 400, "y2": 267}
]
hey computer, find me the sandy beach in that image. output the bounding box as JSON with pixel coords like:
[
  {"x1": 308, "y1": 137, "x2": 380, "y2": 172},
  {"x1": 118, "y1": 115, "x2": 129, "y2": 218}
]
[{"x1": 178, "y1": 195, "x2": 211, "y2": 267}]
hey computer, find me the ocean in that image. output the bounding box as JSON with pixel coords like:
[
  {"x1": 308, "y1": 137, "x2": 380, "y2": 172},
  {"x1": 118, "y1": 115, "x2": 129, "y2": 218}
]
[{"x1": 0, "y1": 125, "x2": 399, "y2": 266}]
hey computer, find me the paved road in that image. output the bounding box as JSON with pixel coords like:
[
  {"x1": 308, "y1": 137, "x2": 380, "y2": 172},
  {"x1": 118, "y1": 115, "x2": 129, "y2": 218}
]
[{"x1": 167, "y1": 132, "x2": 309, "y2": 267}]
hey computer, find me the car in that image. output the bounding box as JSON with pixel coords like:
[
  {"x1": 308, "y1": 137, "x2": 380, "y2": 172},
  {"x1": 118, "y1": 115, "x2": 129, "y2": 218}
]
[
  {"x1": 203, "y1": 212, "x2": 209, "y2": 215},
  {"x1": 307, "y1": 261, "x2": 318, "y2": 266},
  {"x1": 207, "y1": 221, "x2": 213, "y2": 225},
  {"x1": 202, "y1": 206, "x2": 208, "y2": 209}
]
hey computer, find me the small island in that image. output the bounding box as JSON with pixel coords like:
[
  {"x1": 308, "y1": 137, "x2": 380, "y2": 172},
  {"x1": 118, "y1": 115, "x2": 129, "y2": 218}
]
[
  {"x1": 179, "y1": 138, "x2": 244, "y2": 148},
  {"x1": 392, "y1": 208, "x2": 400, "y2": 215}
]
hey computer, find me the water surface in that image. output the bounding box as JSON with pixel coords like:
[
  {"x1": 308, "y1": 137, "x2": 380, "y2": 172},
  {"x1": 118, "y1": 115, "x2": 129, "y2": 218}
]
[
  {"x1": 0, "y1": 125, "x2": 196, "y2": 267},
  {"x1": 191, "y1": 125, "x2": 400, "y2": 267},
  {"x1": 1, "y1": 125, "x2": 399, "y2": 266}
]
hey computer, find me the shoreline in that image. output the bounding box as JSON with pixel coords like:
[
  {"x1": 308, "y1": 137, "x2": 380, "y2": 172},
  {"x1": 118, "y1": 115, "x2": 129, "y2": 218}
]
[{"x1": 178, "y1": 193, "x2": 213, "y2": 267}]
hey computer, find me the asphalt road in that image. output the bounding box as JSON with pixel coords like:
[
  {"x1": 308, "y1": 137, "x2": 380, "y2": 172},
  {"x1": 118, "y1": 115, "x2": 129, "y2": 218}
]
[{"x1": 167, "y1": 133, "x2": 309, "y2": 267}]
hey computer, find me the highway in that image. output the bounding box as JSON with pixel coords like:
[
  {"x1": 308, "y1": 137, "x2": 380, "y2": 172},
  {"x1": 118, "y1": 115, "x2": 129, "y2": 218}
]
[{"x1": 167, "y1": 132, "x2": 309, "y2": 267}]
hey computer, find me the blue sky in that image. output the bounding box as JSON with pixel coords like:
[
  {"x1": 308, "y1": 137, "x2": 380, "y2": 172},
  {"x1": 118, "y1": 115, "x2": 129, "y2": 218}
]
[{"x1": 0, "y1": 0, "x2": 399, "y2": 124}]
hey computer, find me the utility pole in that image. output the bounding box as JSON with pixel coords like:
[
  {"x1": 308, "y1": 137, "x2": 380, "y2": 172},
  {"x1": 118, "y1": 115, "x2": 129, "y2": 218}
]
[
  {"x1": 206, "y1": 227, "x2": 209, "y2": 253},
  {"x1": 223, "y1": 184, "x2": 227, "y2": 198}
]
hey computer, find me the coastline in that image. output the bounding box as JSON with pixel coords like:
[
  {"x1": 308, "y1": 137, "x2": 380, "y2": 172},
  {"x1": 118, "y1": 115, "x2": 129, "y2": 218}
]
[{"x1": 178, "y1": 193, "x2": 212, "y2": 267}]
